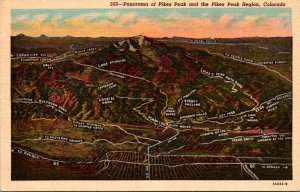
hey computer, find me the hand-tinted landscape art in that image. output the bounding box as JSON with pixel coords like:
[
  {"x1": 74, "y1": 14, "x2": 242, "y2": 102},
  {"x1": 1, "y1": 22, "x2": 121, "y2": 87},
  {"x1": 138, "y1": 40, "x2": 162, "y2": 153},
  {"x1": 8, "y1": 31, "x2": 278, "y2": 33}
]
[{"x1": 11, "y1": 8, "x2": 292, "y2": 180}]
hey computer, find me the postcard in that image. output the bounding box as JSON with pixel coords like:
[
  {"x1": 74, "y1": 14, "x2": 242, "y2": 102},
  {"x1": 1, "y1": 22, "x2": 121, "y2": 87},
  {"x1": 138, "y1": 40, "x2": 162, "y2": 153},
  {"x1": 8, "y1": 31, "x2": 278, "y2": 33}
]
[{"x1": 1, "y1": 0, "x2": 300, "y2": 191}]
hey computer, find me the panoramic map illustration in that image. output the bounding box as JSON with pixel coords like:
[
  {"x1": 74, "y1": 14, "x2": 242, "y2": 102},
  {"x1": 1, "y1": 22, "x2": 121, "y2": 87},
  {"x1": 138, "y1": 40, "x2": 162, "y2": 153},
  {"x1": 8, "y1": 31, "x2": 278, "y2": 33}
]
[{"x1": 11, "y1": 8, "x2": 292, "y2": 180}]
